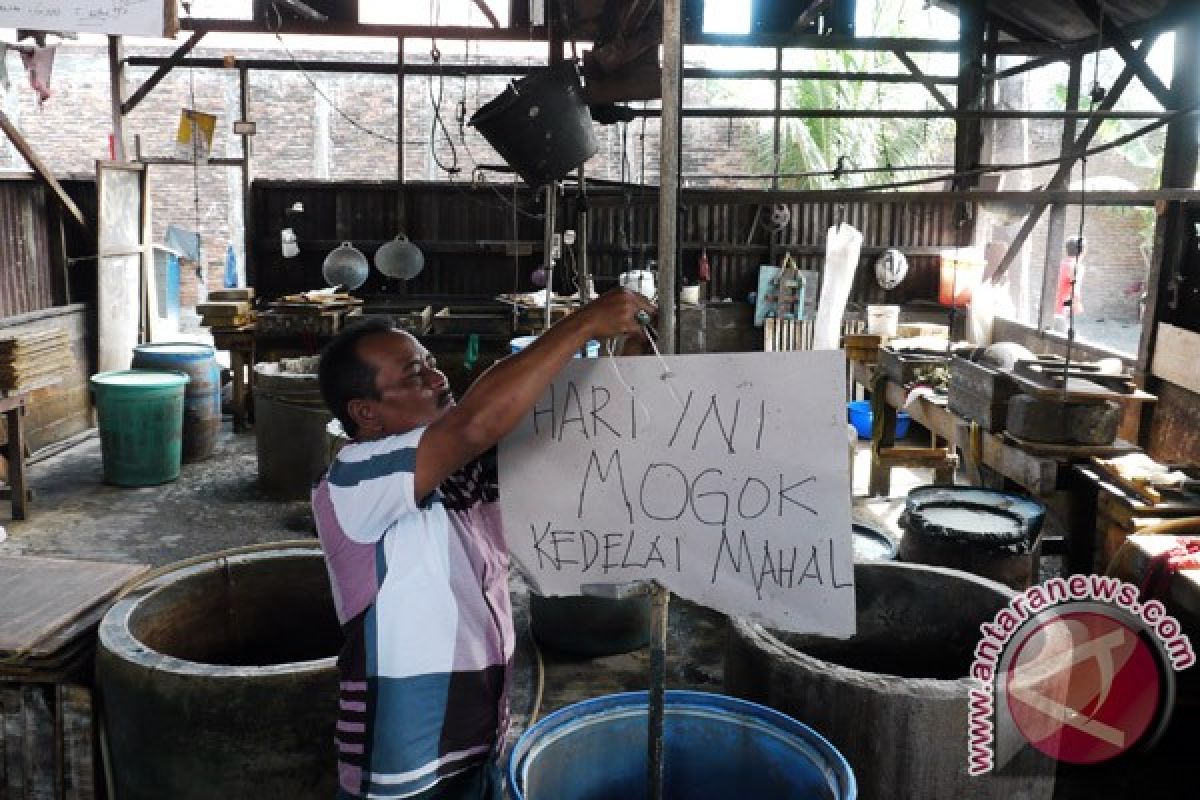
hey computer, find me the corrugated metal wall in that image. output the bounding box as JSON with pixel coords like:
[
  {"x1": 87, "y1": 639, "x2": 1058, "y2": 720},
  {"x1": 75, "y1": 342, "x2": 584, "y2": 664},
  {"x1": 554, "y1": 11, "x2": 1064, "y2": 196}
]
[
  {"x1": 0, "y1": 181, "x2": 57, "y2": 317},
  {"x1": 251, "y1": 181, "x2": 968, "y2": 306}
]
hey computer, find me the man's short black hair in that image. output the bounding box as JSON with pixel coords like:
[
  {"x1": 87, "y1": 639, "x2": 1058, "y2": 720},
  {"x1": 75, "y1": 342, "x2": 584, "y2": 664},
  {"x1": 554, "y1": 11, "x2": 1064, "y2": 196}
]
[
  {"x1": 1066, "y1": 236, "x2": 1086, "y2": 258},
  {"x1": 318, "y1": 317, "x2": 395, "y2": 439}
]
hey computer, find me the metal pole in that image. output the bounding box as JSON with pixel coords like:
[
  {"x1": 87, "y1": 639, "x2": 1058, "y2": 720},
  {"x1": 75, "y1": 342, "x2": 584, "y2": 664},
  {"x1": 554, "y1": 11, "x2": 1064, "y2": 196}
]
[
  {"x1": 239, "y1": 65, "x2": 253, "y2": 288},
  {"x1": 543, "y1": 182, "x2": 557, "y2": 332},
  {"x1": 577, "y1": 165, "x2": 591, "y2": 303},
  {"x1": 647, "y1": 582, "x2": 670, "y2": 800}
]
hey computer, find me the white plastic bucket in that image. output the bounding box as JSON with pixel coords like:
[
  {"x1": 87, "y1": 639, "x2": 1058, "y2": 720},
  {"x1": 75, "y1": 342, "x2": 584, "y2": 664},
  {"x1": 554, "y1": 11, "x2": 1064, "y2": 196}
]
[
  {"x1": 866, "y1": 305, "x2": 900, "y2": 337},
  {"x1": 619, "y1": 270, "x2": 657, "y2": 300}
]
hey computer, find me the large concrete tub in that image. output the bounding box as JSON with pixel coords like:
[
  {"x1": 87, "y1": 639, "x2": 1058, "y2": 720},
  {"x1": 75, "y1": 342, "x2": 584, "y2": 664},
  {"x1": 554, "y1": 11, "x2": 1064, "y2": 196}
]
[
  {"x1": 725, "y1": 561, "x2": 1059, "y2": 800},
  {"x1": 97, "y1": 548, "x2": 342, "y2": 800}
]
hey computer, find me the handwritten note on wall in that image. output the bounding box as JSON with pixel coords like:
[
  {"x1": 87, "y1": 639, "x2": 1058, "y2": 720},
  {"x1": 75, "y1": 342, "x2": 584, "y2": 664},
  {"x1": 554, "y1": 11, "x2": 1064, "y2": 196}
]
[
  {"x1": 0, "y1": 0, "x2": 167, "y2": 38},
  {"x1": 499, "y1": 350, "x2": 856, "y2": 637}
]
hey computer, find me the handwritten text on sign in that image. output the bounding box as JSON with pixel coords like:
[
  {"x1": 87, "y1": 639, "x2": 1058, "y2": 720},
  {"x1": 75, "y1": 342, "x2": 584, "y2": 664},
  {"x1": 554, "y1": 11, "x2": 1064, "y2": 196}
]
[
  {"x1": 499, "y1": 350, "x2": 855, "y2": 637},
  {"x1": 0, "y1": 0, "x2": 167, "y2": 38}
]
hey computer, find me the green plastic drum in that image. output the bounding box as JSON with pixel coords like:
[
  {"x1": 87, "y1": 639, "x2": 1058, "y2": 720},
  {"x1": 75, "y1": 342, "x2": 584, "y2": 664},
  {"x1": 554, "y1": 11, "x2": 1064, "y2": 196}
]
[{"x1": 91, "y1": 370, "x2": 190, "y2": 487}]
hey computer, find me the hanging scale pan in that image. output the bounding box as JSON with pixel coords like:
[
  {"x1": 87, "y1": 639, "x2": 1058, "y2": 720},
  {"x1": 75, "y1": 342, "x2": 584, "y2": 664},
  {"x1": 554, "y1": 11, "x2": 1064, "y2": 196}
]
[
  {"x1": 375, "y1": 234, "x2": 425, "y2": 280},
  {"x1": 875, "y1": 248, "x2": 909, "y2": 291},
  {"x1": 322, "y1": 241, "x2": 369, "y2": 290}
]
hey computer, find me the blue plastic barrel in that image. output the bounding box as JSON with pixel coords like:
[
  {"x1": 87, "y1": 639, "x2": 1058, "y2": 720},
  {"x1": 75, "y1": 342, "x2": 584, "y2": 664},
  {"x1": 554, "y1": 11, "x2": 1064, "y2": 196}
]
[
  {"x1": 509, "y1": 690, "x2": 856, "y2": 800},
  {"x1": 132, "y1": 343, "x2": 221, "y2": 462},
  {"x1": 510, "y1": 335, "x2": 600, "y2": 358}
]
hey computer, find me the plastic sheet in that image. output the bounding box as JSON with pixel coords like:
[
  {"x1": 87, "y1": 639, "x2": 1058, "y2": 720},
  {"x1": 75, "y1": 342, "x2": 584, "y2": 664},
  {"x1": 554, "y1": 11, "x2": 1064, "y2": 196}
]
[{"x1": 813, "y1": 223, "x2": 863, "y2": 350}]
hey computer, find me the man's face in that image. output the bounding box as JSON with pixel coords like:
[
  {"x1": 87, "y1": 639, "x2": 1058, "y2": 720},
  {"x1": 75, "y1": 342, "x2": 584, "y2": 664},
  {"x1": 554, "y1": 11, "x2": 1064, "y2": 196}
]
[{"x1": 349, "y1": 330, "x2": 454, "y2": 439}]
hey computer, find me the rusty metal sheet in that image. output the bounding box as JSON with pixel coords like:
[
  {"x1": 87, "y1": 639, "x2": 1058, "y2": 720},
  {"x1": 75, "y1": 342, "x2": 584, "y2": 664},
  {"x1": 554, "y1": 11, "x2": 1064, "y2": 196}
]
[{"x1": 0, "y1": 182, "x2": 55, "y2": 318}]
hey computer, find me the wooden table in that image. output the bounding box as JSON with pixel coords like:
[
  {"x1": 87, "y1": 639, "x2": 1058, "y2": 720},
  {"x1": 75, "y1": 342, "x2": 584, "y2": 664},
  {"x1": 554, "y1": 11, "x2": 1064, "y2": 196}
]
[
  {"x1": 211, "y1": 327, "x2": 255, "y2": 432},
  {"x1": 1066, "y1": 464, "x2": 1200, "y2": 574},
  {"x1": 853, "y1": 362, "x2": 1161, "y2": 573},
  {"x1": 854, "y1": 362, "x2": 1065, "y2": 498},
  {"x1": 0, "y1": 390, "x2": 31, "y2": 519}
]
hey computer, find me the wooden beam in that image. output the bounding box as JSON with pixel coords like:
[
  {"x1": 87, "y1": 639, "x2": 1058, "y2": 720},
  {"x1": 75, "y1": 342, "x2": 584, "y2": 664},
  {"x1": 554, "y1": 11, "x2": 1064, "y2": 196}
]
[
  {"x1": 993, "y1": 53, "x2": 1063, "y2": 81},
  {"x1": 585, "y1": 188, "x2": 1198, "y2": 207},
  {"x1": 0, "y1": 111, "x2": 85, "y2": 228},
  {"x1": 666, "y1": 108, "x2": 1166, "y2": 120},
  {"x1": 658, "y1": 0, "x2": 682, "y2": 353},
  {"x1": 122, "y1": 31, "x2": 205, "y2": 115},
  {"x1": 989, "y1": 36, "x2": 1158, "y2": 282},
  {"x1": 954, "y1": 0, "x2": 987, "y2": 189},
  {"x1": 108, "y1": 36, "x2": 126, "y2": 161},
  {"x1": 126, "y1": 55, "x2": 962, "y2": 84},
  {"x1": 1151, "y1": 323, "x2": 1200, "y2": 395},
  {"x1": 1137, "y1": 10, "x2": 1200, "y2": 382},
  {"x1": 893, "y1": 50, "x2": 955, "y2": 112},
  {"x1": 1073, "y1": 0, "x2": 1175, "y2": 110}
]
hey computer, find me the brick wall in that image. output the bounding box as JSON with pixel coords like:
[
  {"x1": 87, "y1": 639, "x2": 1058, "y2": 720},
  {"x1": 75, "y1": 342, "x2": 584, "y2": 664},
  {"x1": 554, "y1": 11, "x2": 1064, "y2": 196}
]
[
  {"x1": 0, "y1": 42, "x2": 762, "y2": 289},
  {"x1": 1018, "y1": 121, "x2": 1163, "y2": 324}
]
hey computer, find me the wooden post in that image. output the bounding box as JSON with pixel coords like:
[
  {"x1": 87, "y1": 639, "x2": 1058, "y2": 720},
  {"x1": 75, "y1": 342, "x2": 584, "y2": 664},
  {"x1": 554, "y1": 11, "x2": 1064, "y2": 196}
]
[
  {"x1": 1136, "y1": 10, "x2": 1200, "y2": 396},
  {"x1": 108, "y1": 36, "x2": 126, "y2": 161},
  {"x1": 658, "y1": 0, "x2": 682, "y2": 354},
  {"x1": 953, "y1": 0, "x2": 986, "y2": 189}
]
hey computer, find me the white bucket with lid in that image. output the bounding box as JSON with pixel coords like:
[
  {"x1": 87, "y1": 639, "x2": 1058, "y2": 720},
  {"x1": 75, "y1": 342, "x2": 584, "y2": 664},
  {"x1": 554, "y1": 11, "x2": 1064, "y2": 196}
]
[
  {"x1": 619, "y1": 270, "x2": 657, "y2": 300},
  {"x1": 866, "y1": 305, "x2": 900, "y2": 337}
]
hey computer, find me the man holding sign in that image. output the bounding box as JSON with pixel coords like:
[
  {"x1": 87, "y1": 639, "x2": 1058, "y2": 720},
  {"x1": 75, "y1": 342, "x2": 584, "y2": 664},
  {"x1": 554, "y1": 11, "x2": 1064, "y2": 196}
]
[{"x1": 311, "y1": 289, "x2": 653, "y2": 800}]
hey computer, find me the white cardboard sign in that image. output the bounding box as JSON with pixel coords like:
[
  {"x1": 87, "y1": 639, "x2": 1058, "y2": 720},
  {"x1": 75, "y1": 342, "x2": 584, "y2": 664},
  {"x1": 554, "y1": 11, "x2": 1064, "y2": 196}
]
[
  {"x1": 0, "y1": 0, "x2": 168, "y2": 38},
  {"x1": 499, "y1": 350, "x2": 856, "y2": 637}
]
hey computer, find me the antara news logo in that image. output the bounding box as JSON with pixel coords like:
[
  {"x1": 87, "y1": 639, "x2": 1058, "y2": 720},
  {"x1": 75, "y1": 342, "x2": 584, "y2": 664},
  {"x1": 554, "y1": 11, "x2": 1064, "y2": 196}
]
[{"x1": 967, "y1": 574, "x2": 1194, "y2": 775}]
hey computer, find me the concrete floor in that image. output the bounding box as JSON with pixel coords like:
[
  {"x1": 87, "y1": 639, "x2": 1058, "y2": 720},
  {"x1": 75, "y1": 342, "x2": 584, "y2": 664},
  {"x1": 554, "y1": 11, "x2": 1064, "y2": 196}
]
[{"x1": 4, "y1": 424, "x2": 1198, "y2": 798}]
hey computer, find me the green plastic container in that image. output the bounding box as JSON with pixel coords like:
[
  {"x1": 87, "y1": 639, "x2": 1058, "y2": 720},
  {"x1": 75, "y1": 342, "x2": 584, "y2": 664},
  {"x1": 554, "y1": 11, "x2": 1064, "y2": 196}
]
[{"x1": 91, "y1": 370, "x2": 190, "y2": 487}]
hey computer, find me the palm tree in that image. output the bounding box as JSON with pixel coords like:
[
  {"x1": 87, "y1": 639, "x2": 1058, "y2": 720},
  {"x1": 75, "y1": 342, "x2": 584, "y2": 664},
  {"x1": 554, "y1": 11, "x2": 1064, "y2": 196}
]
[{"x1": 756, "y1": 1, "x2": 954, "y2": 188}]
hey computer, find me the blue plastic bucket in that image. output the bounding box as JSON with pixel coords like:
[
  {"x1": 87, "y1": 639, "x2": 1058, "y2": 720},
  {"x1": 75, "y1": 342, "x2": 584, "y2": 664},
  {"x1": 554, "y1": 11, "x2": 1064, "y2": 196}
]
[
  {"x1": 847, "y1": 400, "x2": 910, "y2": 440},
  {"x1": 510, "y1": 335, "x2": 599, "y2": 358},
  {"x1": 509, "y1": 690, "x2": 856, "y2": 800},
  {"x1": 132, "y1": 343, "x2": 221, "y2": 462}
]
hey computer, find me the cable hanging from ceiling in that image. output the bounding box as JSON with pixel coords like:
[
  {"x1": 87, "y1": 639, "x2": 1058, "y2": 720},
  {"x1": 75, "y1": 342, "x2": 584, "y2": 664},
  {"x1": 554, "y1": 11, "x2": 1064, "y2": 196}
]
[{"x1": 1061, "y1": 0, "x2": 1109, "y2": 396}]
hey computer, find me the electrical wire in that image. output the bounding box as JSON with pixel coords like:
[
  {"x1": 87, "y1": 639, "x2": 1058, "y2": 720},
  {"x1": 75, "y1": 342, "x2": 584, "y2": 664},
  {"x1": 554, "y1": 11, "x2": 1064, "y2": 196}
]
[
  {"x1": 1062, "y1": 4, "x2": 1108, "y2": 397},
  {"x1": 274, "y1": 33, "x2": 399, "y2": 146},
  {"x1": 428, "y1": 0, "x2": 461, "y2": 175},
  {"x1": 613, "y1": 103, "x2": 1198, "y2": 195},
  {"x1": 427, "y1": 47, "x2": 461, "y2": 174}
]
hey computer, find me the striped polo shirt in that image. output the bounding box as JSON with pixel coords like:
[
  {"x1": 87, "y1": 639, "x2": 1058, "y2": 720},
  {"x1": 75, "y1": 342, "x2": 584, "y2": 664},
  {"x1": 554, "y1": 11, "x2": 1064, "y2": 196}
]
[{"x1": 312, "y1": 428, "x2": 513, "y2": 799}]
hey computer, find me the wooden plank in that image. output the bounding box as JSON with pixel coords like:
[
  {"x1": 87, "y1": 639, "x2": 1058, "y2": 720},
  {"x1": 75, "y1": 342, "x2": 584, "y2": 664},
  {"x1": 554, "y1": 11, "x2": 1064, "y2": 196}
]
[
  {"x1": 0, "y1": 112, "x2": 85, "y2": 229},
  {"x1": 980, "y1": 431, "x2": 1059, "y2": 496},
  {"x1": 1009, "y1": 370, "x2": 1157, "y2": 403},
  {"x1": 0, "y1": 557, "x2": 146, "y2": 657},
  {"x1": 60, "y1": 685, "x2": 94, "y2": 800},
  {"x1": 1004, "y1": 433, "x2": 1140, "y2": 458},
  {"x1": 23, "y1": 684, "x2": 54, "y2": 800},
  {"x1": 6, "y1": 406, "x2": 27, "y2": 520},
  {"x1": 1151, "y1": 322, "x2": 1200, "y2": 396}
]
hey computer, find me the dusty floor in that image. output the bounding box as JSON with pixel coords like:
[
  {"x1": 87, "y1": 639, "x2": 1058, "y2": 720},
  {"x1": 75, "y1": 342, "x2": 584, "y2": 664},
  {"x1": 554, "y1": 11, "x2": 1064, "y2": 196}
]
[{"x1": 4, "y1": 424, "x2": 1198, "y2": 798}]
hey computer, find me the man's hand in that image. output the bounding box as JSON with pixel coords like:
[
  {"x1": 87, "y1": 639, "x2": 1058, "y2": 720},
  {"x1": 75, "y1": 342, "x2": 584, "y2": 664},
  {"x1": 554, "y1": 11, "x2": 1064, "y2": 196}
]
[{"x1": 572, "y1": 288, "x2": 657, "y2": 342}]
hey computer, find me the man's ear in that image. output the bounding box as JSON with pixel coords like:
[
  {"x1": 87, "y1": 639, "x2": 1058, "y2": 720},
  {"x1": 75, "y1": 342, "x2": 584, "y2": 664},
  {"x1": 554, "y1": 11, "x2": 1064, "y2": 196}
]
[{"x1": 347, "y1": 397, "x2": 376, "y2": 434}]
